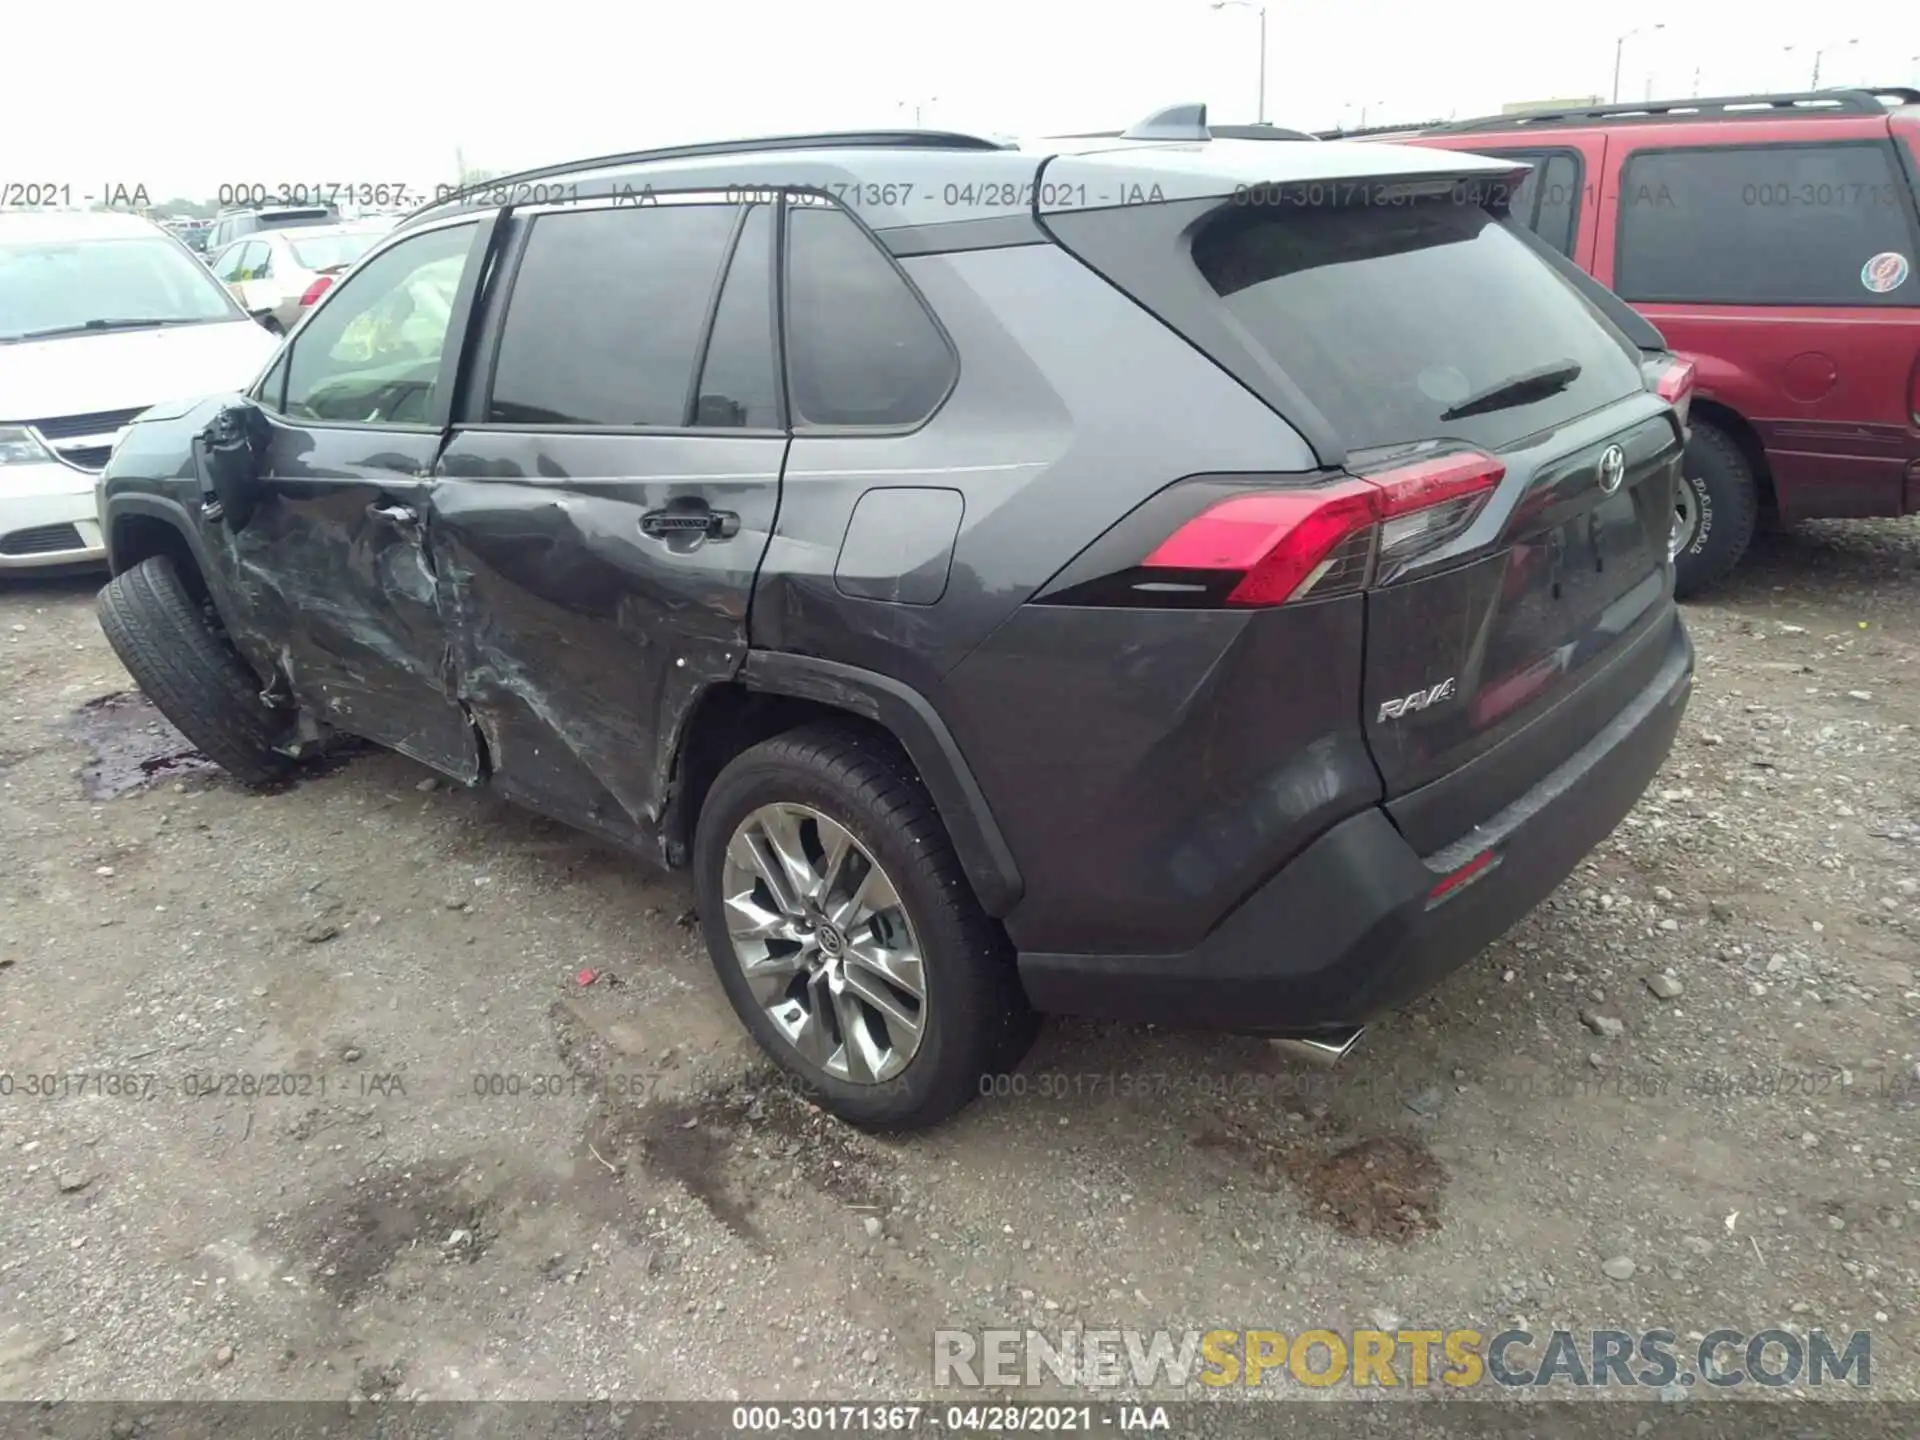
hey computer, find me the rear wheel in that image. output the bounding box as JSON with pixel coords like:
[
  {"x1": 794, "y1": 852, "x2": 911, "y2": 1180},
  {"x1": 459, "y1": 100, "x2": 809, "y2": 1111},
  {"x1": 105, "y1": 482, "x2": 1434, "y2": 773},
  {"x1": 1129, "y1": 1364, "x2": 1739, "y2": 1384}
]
[
  {"x1": 96, "y1": 557, "x2": 291, "y2": 787},
  {"x1": 693, "y1": 723, "x2": 1035, "y2": 1130},
  {"x1": 1670, "y1": 420, "x2": 1758, "y2": 600}
]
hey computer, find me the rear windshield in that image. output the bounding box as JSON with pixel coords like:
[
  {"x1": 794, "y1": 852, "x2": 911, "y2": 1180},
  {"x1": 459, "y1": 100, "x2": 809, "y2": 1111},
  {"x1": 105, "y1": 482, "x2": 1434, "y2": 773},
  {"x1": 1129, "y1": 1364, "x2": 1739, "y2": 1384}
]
[
  {"x1": 288, "y1": 230, "x2": 383, "y2": 272},
  {"x1": 1192, "y1": 196, "x2": 1643, "y2": 452}
]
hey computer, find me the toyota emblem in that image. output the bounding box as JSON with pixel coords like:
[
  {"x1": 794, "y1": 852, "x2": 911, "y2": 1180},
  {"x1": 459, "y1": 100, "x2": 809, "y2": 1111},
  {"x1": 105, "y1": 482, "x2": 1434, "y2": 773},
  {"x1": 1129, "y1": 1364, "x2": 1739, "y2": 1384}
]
[{"x1": 1597, "y1": 444, "x2": 1626, "y2": 496}]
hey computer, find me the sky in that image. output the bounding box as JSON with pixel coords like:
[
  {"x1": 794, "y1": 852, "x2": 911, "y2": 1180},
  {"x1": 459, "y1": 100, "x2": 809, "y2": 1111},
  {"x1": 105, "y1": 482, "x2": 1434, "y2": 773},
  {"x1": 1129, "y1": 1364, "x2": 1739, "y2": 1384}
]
[{"x1": 7, "y1": 0, "x2": 1920, "y2": 200}]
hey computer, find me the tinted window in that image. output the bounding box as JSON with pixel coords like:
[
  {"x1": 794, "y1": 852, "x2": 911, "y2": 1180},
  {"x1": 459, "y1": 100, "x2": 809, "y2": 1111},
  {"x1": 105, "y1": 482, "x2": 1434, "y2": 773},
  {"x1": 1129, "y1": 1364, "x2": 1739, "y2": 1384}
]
[
  {"x1": 0, "y1": 235, "x2": 238, "y2": 341},
  {"x1": 693, "y1": 205, "x2": 780, "y2": 428},
  {"x1": 281, "y1": 222, "x2": 473, "y2": 425},
  {"x1": 488, "y1": 203, "x2": 738, "y2": 427},
  {"x1": 1192, "y1": 197, "x2": 1643, "y2": 451},
  {"x1": 1504, "y1": 152, "x2": 1582, "y2": 257},
  {"x1": 784, "y1": 203, "x2": 955, "y2": 427},
  {"x1": 1616, "y1": 143, "x2": 1918, "y2": 305}
]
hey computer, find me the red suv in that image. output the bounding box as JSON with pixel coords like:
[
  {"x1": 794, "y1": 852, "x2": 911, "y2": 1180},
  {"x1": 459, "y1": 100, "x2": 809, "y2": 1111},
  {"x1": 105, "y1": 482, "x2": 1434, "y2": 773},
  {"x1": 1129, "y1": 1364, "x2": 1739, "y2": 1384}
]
[{"x1": 1335, "y1": 88, "x2": 1920, "y2": 596}]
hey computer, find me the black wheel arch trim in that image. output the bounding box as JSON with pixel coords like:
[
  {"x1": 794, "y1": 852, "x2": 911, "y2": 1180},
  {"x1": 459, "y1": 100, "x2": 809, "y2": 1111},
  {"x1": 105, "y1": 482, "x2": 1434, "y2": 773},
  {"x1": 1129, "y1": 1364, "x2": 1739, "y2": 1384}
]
[
  {"x1": 739, "y1": 651, "x2": 1023, "y2": 917},
  {"x1": 104, "y1": 494, "x2": 249, "y2": 634}
]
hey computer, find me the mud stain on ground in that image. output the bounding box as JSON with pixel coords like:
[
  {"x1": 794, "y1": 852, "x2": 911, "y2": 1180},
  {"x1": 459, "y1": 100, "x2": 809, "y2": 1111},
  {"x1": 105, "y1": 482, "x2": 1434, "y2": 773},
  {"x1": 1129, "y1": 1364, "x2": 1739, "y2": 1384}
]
[
  {"x1": 272, "y1": 1161, "x2": 497, "y2": 1304},
  {"x1": 64, "y1": 690, "x2": 372, "y2": 799},
  {"x1": 553, "y1": 997, "x2": 898, "y2": 1249},
  {"x1": 1289, "y1": 1135, "x2": 1445, "y2": 1242},
  {"x1": 65, "y1": 691, "x2": 220, "y2": 798}
]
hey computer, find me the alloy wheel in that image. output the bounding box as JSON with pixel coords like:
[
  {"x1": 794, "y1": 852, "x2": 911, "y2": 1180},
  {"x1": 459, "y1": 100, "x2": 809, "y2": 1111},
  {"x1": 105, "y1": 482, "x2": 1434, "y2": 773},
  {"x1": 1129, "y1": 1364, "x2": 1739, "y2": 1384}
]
[
  {"x1": 1670, "y1": 479, "x2": 1702, "y2": 561},
  {"x1": 720, "y1": 803, "x2": 928, "y2": 1084}
]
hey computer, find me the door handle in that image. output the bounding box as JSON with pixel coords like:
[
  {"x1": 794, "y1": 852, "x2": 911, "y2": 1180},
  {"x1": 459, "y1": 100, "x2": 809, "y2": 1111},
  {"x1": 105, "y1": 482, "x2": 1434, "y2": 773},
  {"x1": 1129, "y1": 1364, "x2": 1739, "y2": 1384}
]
[{"x1": 640, "y1": 508, "x2": 740, "y2": 540}]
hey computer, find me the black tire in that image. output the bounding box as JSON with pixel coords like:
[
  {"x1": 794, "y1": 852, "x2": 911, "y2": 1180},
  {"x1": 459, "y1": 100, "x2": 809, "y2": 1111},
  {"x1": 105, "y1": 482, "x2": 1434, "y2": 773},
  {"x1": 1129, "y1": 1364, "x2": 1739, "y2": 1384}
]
[
  {"x1": 693, "y1": 722, "x2": 1036, "y2": 1131},
  {"x1": 1672, "y1": 421, "x2": 1758, "y2": 600},
  {"x1": 96, "y1": 557, "x2": 291, "y2": 788}
]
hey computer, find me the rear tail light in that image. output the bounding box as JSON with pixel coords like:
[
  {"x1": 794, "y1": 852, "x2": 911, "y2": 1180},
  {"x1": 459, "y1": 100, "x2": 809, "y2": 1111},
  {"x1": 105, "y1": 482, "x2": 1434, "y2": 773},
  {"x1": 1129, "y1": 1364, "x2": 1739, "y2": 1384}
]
[
  {"x1": 1651, "y1": 356, "x2": 1696, "y2": 427},
  {"x1": 1132, "y1": 451, "x2": 1505, "y2": 607},
  {"x1": 299, "y1": 275, "x2": 335, "y2": 307}
]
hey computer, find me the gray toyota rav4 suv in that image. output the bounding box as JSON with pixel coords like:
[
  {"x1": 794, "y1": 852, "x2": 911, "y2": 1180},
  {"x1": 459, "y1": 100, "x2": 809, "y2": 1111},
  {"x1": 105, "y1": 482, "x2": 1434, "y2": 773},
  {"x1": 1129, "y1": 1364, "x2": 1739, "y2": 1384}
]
[{"x1": 95, "y1": 107, "x2": 1695, "y2": 1128}]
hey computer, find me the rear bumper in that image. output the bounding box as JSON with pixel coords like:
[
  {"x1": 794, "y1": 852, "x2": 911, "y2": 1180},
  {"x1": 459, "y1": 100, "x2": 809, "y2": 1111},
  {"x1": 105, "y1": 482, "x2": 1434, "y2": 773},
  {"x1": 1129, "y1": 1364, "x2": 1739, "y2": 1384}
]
[{"x1": 1017, "y1": 619, "x2": 1694, "y2": 1031}]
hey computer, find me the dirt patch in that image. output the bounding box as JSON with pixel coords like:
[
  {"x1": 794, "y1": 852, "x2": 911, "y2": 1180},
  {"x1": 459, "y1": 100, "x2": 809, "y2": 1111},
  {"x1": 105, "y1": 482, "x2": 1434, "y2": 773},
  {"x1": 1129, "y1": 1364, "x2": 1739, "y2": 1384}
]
[
  {"x1": 1289, "y1": 1135, "x2": 1445, "y2": 1242},
  {"x1": 275, "y1": 1161, "x2": 497, "y2": 1304},
  {"x1": 628, "y1": 1094, "x2": 765, "y2": 1246},
  {"x1": 65, "y1": 691, "x2": 220, "y2": 798},
  {"x1": 584, "y1": 1069, "x2": 901, "y2": 1251}
]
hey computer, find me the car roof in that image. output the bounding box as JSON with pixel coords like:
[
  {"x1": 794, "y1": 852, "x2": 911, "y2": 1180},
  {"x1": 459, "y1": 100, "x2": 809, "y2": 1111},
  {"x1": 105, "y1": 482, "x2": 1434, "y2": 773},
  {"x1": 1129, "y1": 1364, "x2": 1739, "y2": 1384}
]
[
  {"x1": 1330, "y1": 86, "x2": 1920, "y2": 141},
  {"x1": 399, "y1": 111, "x2": 1519, "y2": 239},
  {"x1": 0, "y1": 209, "x2": 167, "y2": 242}
]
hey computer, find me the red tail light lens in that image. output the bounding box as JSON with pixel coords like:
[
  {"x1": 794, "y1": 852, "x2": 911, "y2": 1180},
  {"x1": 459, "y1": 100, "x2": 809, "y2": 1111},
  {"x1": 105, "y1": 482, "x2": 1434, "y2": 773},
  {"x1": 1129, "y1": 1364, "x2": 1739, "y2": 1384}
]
[
  {"x1": 1653, "y1": 356, "x2": 1695, "y2": 427},
  {"x1": 1139, "y1": 451, "x2": 1505, "y2": 607},
  {"x1": 299, "y1": 275, "x2": 335, "y2": 307},
  {"x1": 1427, "y1": 847, "x2": 1499, "y2": 905}
]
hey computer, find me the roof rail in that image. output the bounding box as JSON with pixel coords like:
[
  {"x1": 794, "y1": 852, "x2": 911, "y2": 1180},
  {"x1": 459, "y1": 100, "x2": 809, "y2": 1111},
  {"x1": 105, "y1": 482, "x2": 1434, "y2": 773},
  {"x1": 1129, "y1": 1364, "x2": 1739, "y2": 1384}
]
[
  {"x1": 1210, "y1": 123, "x2": 1321, "y2": 141},
  {"x1": 1312, "y1": 119, "x2": 1447, "y2": 140},
  {"x1": 1420, "y1": 87, "x2": 1915, "y2": 134},
  {"x1": 410, "y1": 129, "x2": 1011, "y2": 218}
]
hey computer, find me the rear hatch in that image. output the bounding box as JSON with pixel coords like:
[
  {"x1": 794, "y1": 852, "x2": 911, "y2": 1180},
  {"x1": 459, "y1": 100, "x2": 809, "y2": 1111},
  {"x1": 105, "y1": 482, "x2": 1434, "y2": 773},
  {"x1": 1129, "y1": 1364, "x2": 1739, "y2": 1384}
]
[{"x1": 1038, "y1": 146, "x2": 1685, "y2": 851}]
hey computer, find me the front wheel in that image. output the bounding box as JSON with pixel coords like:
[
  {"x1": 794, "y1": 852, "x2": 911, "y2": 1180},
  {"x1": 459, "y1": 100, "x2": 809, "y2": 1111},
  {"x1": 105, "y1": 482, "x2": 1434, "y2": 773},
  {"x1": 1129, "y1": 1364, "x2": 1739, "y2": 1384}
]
[
  {"x1": 96, "y1": 557, "x2": 292, "y2": 787},
  {"x1": 1670, "y1": 421, "x2": 1758, "y2": 600},
  {"x1": 692, "y1": 723, "x2": 1035, "y2": 1130}
]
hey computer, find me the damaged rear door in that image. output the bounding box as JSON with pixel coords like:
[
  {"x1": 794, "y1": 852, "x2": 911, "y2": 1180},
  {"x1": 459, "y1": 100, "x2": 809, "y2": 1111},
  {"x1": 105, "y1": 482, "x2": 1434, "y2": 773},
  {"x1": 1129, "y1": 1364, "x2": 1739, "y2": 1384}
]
[
  {"x1": 224, "y1": 214, "x2": 498, "y2": 778},
  {"x1": 428, "y1": 194, "x2": 786, "y2": 846}
]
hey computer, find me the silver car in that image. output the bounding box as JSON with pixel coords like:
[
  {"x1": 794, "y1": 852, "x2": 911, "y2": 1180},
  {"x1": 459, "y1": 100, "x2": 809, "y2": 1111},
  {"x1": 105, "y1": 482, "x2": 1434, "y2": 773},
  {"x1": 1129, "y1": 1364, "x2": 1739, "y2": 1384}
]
[{"x1": 209, "y1": 221, "x2": 396, "y2": 333}]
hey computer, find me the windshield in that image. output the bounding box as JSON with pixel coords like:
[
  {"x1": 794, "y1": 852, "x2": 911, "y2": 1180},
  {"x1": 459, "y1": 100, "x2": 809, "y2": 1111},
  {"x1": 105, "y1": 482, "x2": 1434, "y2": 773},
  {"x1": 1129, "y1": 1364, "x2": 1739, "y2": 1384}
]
[
  {"x1": 288, "y1": 230, "x2": 384, "y2": 272},
  {"x1": 1192, "y1": 196, "x2": 1643, "y2": 452},
  {"x1": 0, "y1": 236, "x2": 239, "y2": 341}
]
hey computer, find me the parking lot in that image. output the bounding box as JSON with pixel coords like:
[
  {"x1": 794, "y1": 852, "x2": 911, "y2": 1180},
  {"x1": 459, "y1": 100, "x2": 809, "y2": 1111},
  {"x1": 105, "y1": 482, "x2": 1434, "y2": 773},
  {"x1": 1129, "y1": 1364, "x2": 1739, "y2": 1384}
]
[{"x1": 0, "y1": 515, "x2": 1916, "y2": 1406}]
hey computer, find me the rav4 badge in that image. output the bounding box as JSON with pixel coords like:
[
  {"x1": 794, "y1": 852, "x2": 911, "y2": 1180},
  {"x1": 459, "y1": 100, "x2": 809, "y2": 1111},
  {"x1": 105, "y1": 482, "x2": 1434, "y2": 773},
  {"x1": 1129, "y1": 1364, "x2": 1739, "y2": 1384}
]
[{"x1": 1378, "y1": 678, "x2": 1458, "y2": 722}]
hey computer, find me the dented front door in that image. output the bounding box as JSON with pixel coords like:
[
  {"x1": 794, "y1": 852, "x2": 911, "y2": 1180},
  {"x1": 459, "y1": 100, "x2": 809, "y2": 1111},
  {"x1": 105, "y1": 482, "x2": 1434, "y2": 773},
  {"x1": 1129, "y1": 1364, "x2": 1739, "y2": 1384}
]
[
  {"x1": 213, "y1": 215, "x2": 495, "y2": 781},
  {"x1": 233, "y1": 419, "x2": 479, "y2": 779}
]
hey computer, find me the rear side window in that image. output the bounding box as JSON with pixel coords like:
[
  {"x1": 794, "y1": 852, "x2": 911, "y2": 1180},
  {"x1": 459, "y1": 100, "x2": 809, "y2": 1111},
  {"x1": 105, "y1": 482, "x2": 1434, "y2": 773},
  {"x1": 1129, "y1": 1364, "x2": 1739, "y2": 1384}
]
[
  {"x1": 1499, "y1": 151, "x2": 1583, "y2": 257},
  {"x1": 1615, "y1": 143, "x2": 1918, "y2": 305},
  {"x1": 488, "y1": 203, "x2": 739, "y2": 427},
  {"x1": 1192, "y1": 197, "x2": 1644, "y2": 452},
  {"x1": 783, "y1": 203, "x2": 955, "y2": 428}
]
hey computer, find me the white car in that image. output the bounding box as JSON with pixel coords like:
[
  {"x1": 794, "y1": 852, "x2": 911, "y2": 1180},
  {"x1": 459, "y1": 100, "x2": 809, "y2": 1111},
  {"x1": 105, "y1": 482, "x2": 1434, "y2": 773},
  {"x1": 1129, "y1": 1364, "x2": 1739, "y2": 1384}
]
[
  {"x1": 0, "y1": 211, "x2": 281, "y2": 571},
  {"x1": 209, "y1": 220, "x2": 397, "y2": 333}
]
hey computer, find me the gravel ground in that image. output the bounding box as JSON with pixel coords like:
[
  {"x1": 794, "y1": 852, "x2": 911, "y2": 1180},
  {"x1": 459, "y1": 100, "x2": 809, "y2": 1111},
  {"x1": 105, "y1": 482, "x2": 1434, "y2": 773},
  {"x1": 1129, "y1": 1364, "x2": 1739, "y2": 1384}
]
[{"x1": 0, "y1": 518, "x2": 1916, "y2": 1412}]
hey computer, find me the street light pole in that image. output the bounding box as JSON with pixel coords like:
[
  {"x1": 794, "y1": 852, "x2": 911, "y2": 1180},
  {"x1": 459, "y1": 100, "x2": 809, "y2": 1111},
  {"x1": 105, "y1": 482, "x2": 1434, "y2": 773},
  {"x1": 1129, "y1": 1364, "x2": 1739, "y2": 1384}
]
[
  {"x1": 1210, "y1": 0, "x2": 1268, "y2": 124},
  {"x1": 1811, "y1": 40, "x2": 1856, "y2": 89},
  {"x1": 1611, "y1": 24, "x2": 1664, "y2": 104},
  {"x1": 1257, "y1": 6, "x2": 1267, "y2": 125}
]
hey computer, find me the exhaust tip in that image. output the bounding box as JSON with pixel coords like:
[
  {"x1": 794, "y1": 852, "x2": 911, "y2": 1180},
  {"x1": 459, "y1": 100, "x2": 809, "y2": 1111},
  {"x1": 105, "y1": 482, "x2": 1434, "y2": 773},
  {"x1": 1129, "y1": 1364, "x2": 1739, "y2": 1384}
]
[{"x1": 1269, "y1": 1027, "x2": 1367, "y2": 1067}]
